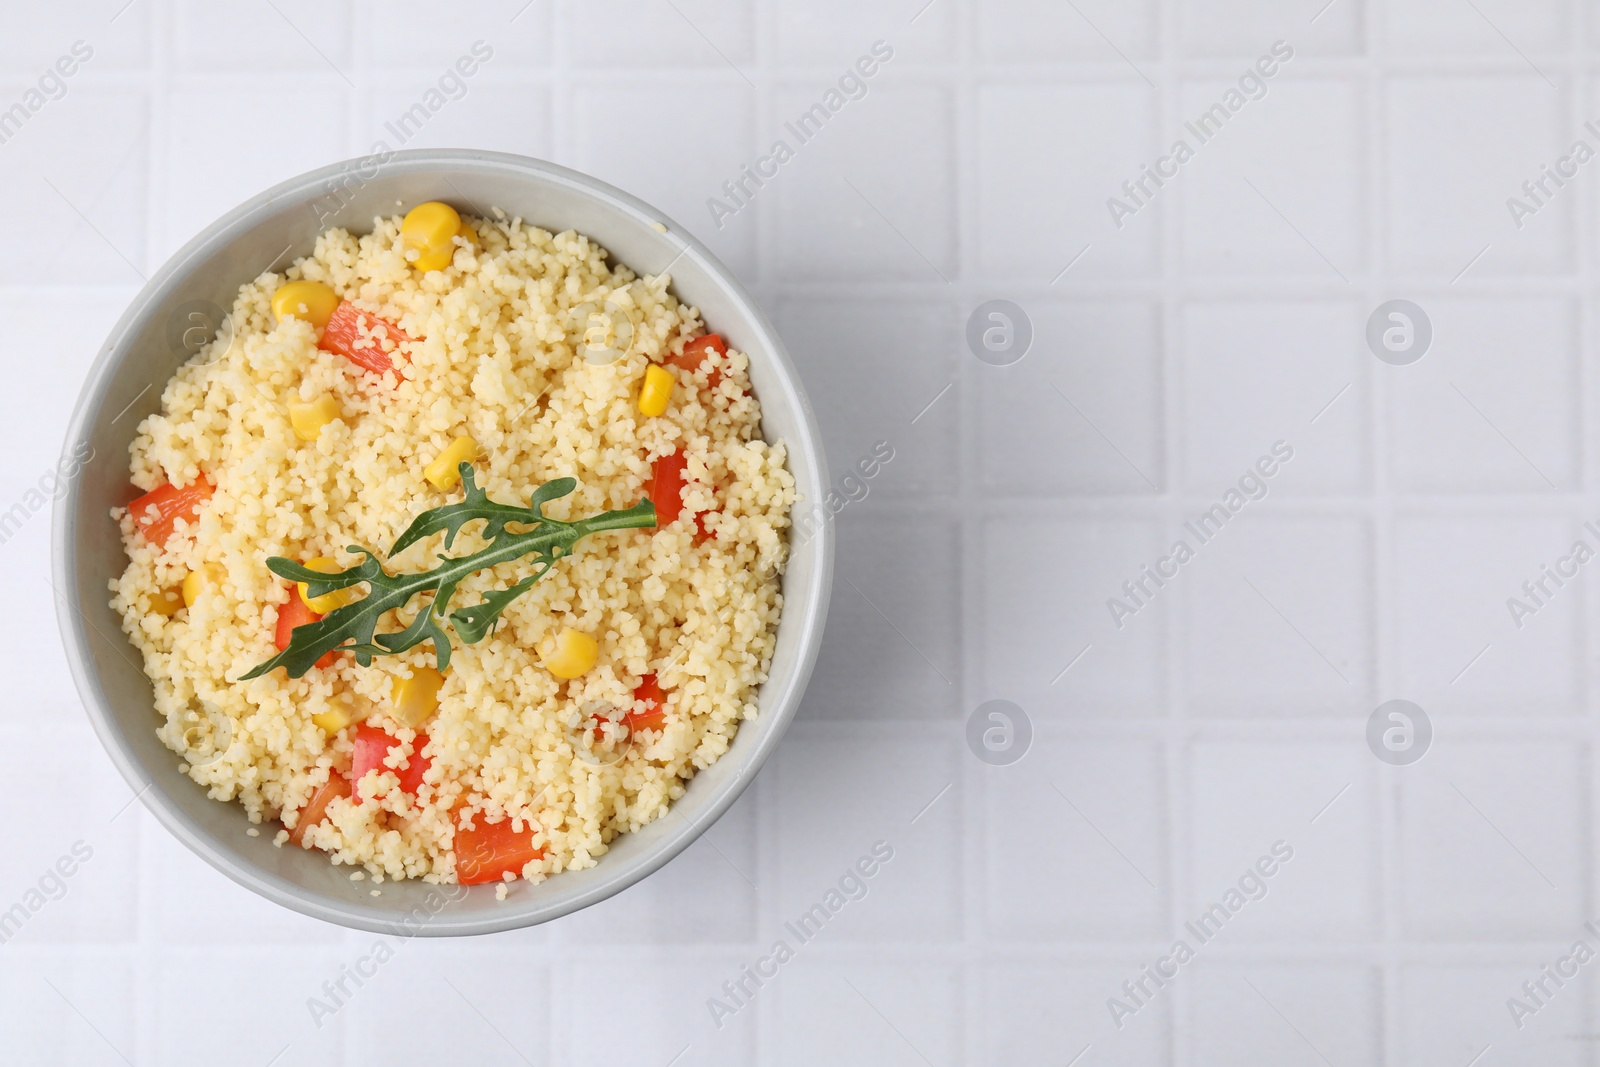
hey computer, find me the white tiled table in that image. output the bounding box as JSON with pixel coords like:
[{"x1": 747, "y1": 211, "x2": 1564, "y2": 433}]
[{"x1": 4, "y1": 0, "x2": 1597, "y2": 1063}]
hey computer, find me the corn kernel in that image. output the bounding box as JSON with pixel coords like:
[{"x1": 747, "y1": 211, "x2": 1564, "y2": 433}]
[
  {"x1": 297, "y1": 558, "x2": 363, "y2": 613},
  {"x1": 457, "y1": 220, "x2": 480, "y2": 251},
  {"x1": 540, "y1": 627, "x2": 598, "y2": 680},
  {"x1": 149, "y1": 586, "x2": 185, "y2": 617},
  {"x1": 401, "y1": 201, "x2": 461, "y2": 272},
  {"x1": 182, "y1": 563, "x2": 225, "y2": 608},
  {"x1": 637, "y1": 364, "x2": 675, "y2": 418},
  {"x1": 424, "y1": 435, "x2": 478, "y2": 490},
  {"x1": 288, "y1": 394, "x2": 341, "y2": 442},
  {"x1": 390, "y1": 667, "x2": 445, "y2": 728},
  {"x1": 271, "y1": 280, "x2": 339, "y2": 329},
  {"x1": 312, "y1": 696, "x2": 363, "y2": 737}
]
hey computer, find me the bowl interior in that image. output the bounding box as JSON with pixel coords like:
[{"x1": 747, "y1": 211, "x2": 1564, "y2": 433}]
[{"x1": 54, "y1": 151, "x2": 830, "y2": 935}]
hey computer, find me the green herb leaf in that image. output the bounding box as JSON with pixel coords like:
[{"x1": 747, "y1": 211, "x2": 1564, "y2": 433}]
[{"x1": 239, "y1": 464, "x2": 655, "y2": 680}]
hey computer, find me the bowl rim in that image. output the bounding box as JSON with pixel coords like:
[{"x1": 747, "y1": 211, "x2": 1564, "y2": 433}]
[{"x1": 51, "y1": 149, "x2": 832, "y2": 935}]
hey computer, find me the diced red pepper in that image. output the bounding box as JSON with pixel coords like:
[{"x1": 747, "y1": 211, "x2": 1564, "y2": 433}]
[
  {"x1": 649, "y1": 452, "x2": 718, "y2": 541},
  {"x1": 665, "y1": 333, "x2": 726, "y2": 388},
  {"x1": 129, "y1": 476, "x2": 214, "y2": 547},
  {"x1": 694, "y1": 510, "x2": 716, "y2": 546},
  {"x1": 649, "y1": 450, "x2": 688, "y2": 527},
  {"x1": 273, "y1": 591, "x2": 337, "y2": 669},
  {"x1": 351, "y1": 723, "x2": 431, "y2": 797},
  {"x1": 287, "y1": 773, "x2": 351, "y2": 848},
  {"x1": 624, "y1": 673, "x2": 668, "y2": 732},
  {"x1": 454, "y1": 810, "x2": 544, "y2": 886},
  {"x1": 318, "y1": 300, "x2": 412, "y2": 380}
]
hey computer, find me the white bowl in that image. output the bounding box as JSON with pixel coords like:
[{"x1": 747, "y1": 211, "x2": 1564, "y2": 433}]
[{"x1": 52, "y1": 150, "x2": 832, "y2": 935}]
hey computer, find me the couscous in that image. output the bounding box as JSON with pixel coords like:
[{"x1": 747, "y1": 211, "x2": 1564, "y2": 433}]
[{"x1": 109, "y1": 202, "x2": 793, "y2": 886}]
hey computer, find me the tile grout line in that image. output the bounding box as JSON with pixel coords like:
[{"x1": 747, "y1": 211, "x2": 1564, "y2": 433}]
[
  {"x1": 1365, "y1": 9, "x2": 1405, "y2": 1065},
  {"x1": 1155, "y1": 0, "x2": 1189, "y2": 1063},
  {"x1": 137, "y1": 3, "x2": 172, "y2": 1061},
  {"x1": 1565, "y1": 0, "x2": 1600, "y2": 1050},
  {"x1": 957, "y1": 0, "x2": 989, "y2": 1053},
  {"x1": 751, "y1": 3, "x2": 775, "y2": 1065}
]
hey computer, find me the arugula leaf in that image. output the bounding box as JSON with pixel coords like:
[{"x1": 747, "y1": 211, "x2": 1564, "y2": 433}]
[{"x1": 239, "y1": 464, "x2": 656, "y2": 680}]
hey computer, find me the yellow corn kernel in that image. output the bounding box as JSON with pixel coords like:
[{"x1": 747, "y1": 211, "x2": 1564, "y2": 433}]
[
  {"x1": 271, "y1": 280, "x2": 339, "y2": 329},
  {"x1": 390, "y1": 667, "x2": 445, "y2": 728},
  {"x1": 312, "y1": 696, "x2": 363, "y2": 737},
  {"x1": 456, "y1": 219, "x2": 480, "y2": 251},
  {"x1": 297, "y1": 558, "x2": 362, "y2": 613},
  {"x1": 149, "y1": 586, "x2": 185, "y2": 617},
  {"x1": 424, "y1": 435, "x2": 478, "y2": 490},
  {"x1": 288, "y1": 394, "x2": 341, "y2": 442},
  {"x1": 182, "y1": 563, "x2": 225, "y2": 608},
  {"x1": 637, "y1": 364, "x2": 675, "y2": 418},
  {"x1": 540, "y1": 626, "x2": 598, "y2": 680},
  {"x1": 401, "y1": 201, "x2": 462, "y2": 272}
]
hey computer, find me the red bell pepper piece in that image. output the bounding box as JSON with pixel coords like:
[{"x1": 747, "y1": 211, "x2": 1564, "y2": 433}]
[
  {"x1": 694, "y1": 511, "x2": 716, "y2": 545},
  {"x1": 649, "y1": 451, "x2": 717, "y2": 542},
  {"x1": 624, "y1": 673, "x2": 668, "y2": 732},
  {"x1": 128, "y1": 476, "x2": 214, "y2": 547},
  {"x1": 649, "y1": 450, "x2": 688, "y2": 527},
  {"x1": 273, "y1": 591, "x2": 337, "y2": 669},
  {"x1": 287, "y1": 773, "x2": 351, "y2": 848},
  {"x1": 318, "y1": 301, "x2": 412, "y2": 380},
  {"x1": 665, "y1": 333, "x2": 725, "y2": 388},
  {"x1": 454, "y1": 810, "x2": 544, "y2": 886},
  {"x1": 351, "y1": 723, "x2": 431, "y2": 796}
]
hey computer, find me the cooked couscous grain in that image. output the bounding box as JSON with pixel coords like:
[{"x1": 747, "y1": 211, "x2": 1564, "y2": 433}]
[{"x1": 109, "y1": 210, "x2": 793, "y2": 885}]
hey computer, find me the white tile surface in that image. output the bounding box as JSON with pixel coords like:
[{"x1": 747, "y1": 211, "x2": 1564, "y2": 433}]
[
  {"x1": 11, "y1": 0, "x2": 1600, "y2": 1062},
  {"x1": 981, "y1": 516, "x2": 1168, "y2": 716},
  {"x1": 171, "y1": 0, "x2": 352, "y2": 73},
  {"x1": 1180, "y1": 299, "x2": 1369, "y2": 495},
  {"x1": 1385, "y1": 0, "x2": 1570, "y2": 56},
  {"x1": 772, "y1": 729, "x2": 961, "y2": 942},
  {"x1": 0, "y1": 86, "x2": 149, "y2": 284},
  {"x1": 160, "y1": 87, "x2": 350, "y2": 263},
  {"x1": 1393, "y1": 513, "x2": 1583, "y2": 714},
  {"x1": 978, "y1": 0, "x2": 1160, "y2": 63},
  {"x1": 1388, "y1": 296, "x2": 1581, "y2": 492},
  {"x1": 1180, "y1": 0, "x2": 1364, "y2": 57},
  {"x1": 772, "y1": 82, "x2": 956, "y2": 282},
  {"x1": 802, "y1": 514, "x2": 961, "y2": 720},
  {"x1": 563, "y1": 0, "x2": 753, "y2": 69},
  {"x1": 561, "y1": 958, "x2": 756, "y2": 1066},
  {"x1": 983, "y1": 737, "x2": 1168, "y2": 941},
  {"x1": 1386, "y1": 76, "x2": 1572, "y2": 277},
  {"x1": 0, "y1": 724, "x2": 140, "y2": 945},
  {"x1": 773, "y1": 3, "x2": 955, "y2": 65},
  {"x1": 1187, "y1": 741, "x2": 1379, "y2": 940},
  {"x1": 975, "y1": 82, "x2": 1161, "y2": 277},
  {"x1": 1397, "y1": 739, "x2": 1589, "y2": 941},
  {"x1": 1178, "y1": 78, "x2": 1367, "y2": 276},
  {"x1": 1400, "y1": 964, "x2": 1594, "y2": 1066},
  {"x1": 572, "y1": 82, "x2": 755, "y2": 277},
  {"x1": 349, "y1": 956, "x2": 549, "y2": 1066},
  {"x1": 361, "y1": 3, "x2": 547, "y2": 68},
  {"x1": 977, "y1": 299, "x2": 1166, "y2": 496},
  {"x1": 772, "y1": 962, "x2": 961, "y2": 1067},
  {"x1": 365, "y1": 82, "x2": 553, "y2": 160},
  {"x1": 1183, "y1": 516, "x2": 1373, "y2": 713},
  {"x1": 1188, "y1": 964, "x2": 1382, "y2": 1067},
  {"x1": 0, "y1": 951, "x2": 139, "y2": 1066},
  {"x1": 775, "y1": 296, "x2": 959, "y2": 495},
  {"x1": 154, "y1": 949, "x2": 348, "y2": 1065},
  {"x1": 552, "y1": 787, "x2": 760, "y2": 942}
]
